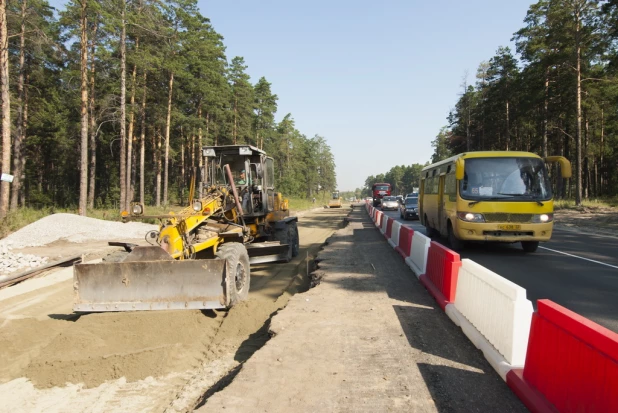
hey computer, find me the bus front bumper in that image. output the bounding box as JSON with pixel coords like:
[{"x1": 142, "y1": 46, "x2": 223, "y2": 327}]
[{"x1": 455, "y1": 221, "x2": 553, "y2": 242}]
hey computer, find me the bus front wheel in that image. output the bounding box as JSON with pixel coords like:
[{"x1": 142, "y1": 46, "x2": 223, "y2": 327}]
[
  {"x1": 521, "y1": 241, "x2": 539, "y2": 253},
  {"x1": 447, "y1": 222, "x2": 464, "y2": 251}
]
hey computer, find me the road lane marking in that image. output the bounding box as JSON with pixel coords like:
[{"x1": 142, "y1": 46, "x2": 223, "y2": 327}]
[{"x1": 539, "y1": 246, "x2": 618, "y2": 270}]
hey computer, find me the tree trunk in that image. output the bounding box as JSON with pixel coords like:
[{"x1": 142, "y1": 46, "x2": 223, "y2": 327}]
[
  {"x1": 505, "y1": 100, "x2": 510, "y2": 151},
  {"x1": 198, "y1": 106, "x2": 203, "y2": 168},
  {"x1": 163, "y1": 71, "x2": 173, "y2": 206},
  {"x1": 180, "y1": 129, "x2": 185, "y2": 203},
  {"x1": 584, "y1": 116, "x2": 589, "y2": 199},
  {"x1": 543, "y1": 66, "x2": 549, "y2": 158},
  {"x1": 139, "y1": 71, "x2": 146, "y2": 205},
  {"x1": 119, "y1": 0, "x2": 127, "y2": 212},
  {"x1": 10, "y1": 0, "x2": 27, "y2": 210},
  {"x1": 233, "y1": 97, "x2": 237, "y2": 144},
  {"x1": 78, "y1": 0, "x2": 89, "y2": 216},
  {"x1": 19, "y1": 70, "x2": 28, "y2": 206},
  {"x1": 0, "y1": 0, "x2": 9, "y2": 218},
  {"x1": 126, "y1": 38, "x2": 138, "y2": 206},
  {"x1": 156, "y1": 127, "x2": 161, "y2": 207},
  {"x1": 599, "y1": 105, "x2": 606, "y2": 195},
  {"x1": 191, "y1": 134, "x2": 195, "y2": 169},
  {"x1": 88, "y1": 19, "x2": 97, "y2": 209},
  {"x1": 575, "y1": 8, "x2": 582, "y2": 205}
]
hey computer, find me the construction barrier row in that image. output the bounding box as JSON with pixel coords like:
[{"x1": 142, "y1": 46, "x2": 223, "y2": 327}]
[{"x1": 364, "y1": 201, "x2": 618, "y2": 413}]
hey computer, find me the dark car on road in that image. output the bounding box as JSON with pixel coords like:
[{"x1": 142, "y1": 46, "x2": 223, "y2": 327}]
[{"x1": 400, "y1": 195, "x2": 419, "y2": 220}]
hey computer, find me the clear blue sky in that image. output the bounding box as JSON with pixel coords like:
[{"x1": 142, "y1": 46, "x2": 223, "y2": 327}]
[
  {"x1": 50, "y1": 0, "x2": 536, "y2": 192},
  {"x1": 199, "y1": 0, "x2": 535, "y2": 191}
]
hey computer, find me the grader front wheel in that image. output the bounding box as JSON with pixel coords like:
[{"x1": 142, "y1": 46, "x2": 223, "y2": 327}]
[{"x1": 216, "y1": 243, "x2": 251, "y2": 307}]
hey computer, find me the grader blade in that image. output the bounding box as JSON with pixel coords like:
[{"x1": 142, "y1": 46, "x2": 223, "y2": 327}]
[{"x1": 73, "y1": 257, "x2": 228, "y2": 312}]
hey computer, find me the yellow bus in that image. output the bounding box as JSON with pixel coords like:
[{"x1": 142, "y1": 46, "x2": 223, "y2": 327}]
[{"x1": 419, "y1": 151, "x2": 571, "y2": 252}]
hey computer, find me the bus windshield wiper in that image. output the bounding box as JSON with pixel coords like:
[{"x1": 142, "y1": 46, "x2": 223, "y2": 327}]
[
  {"x1": 497, "y1": 193, "x2": 544, "y2": 206},
  {"x1": 468, "y1": 197, "x2": 501, "y2": 206}
]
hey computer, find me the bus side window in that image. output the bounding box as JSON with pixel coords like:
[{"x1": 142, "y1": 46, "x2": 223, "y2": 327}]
[{"x1": 445, "y1": 173, "x2": 456, "y2": 201}]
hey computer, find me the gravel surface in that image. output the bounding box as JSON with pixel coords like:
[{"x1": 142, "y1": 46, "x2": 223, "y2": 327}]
[
  {"x1": 0, "y1": 213, "x2": 158, "y2": 249},
  {"x1": 0, "y1": 213, "x2": 157, "y2": 276},
  {"x1": 0, "y1": 245, "x2": 48, "y2": 276}
]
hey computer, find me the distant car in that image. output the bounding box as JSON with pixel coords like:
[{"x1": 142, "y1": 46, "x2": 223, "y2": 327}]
[
  {"x1": 381, "y1": 196, "x2": 399, "y2": 211},
  {"x1": 365, "y1": 197, "x2": 372, "y2": 202},
  {"x1": 396, "y1": 195, "x2": 404, "y2": 204},
  {"x1": 400, "y1": 195, "x2": 419, "y2": 220}
]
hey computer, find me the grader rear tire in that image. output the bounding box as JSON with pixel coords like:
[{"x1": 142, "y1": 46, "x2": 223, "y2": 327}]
[
  {"x1": 290, "y1": 221, "x2": 300, "y2": 257},
  {"x1": 216, "y1": 243, "x2": 250, "y2": 307}
]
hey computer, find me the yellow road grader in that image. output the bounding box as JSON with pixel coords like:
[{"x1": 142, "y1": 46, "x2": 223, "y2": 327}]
[
  {"x1": 328, "y1": 190, "x2": 342, "y2": 208},
  {"x1": 73, "y1": 145, "x2": 300, "y2": 312}
]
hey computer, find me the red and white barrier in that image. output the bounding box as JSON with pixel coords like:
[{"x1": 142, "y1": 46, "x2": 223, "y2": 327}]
[
  {"x1": 381, "y1": 215, "x2": 390, "y2": 234},
  {"x1": 388, "y1": 221, "x2": 401, "y2": 249},
  {"x1": 375, "y1": 210, "x2": 383, "y2": 228},
  {"x1": 395, "y1": 226, "x2": 414, "y2": 258},
  {"x1": 361, "y1": 203, "x2": 618, "y2": 410},
  {"x1": 405, "y1": 231, "x2": 430, "y2": 278},
  {"x1": 507, "y1": 300, "x2": 618, "y2": 413},
  {"x1": 446, "y1": 259, "x2": 533, "y2": 379},
  {"x1": 419, "y1": 241, "x2": 461, "y2": 310}
]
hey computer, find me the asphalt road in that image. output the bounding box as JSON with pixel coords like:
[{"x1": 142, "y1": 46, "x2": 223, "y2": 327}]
[{"x1": 373, "y1": 205, "x2": 618, "y2": 334}]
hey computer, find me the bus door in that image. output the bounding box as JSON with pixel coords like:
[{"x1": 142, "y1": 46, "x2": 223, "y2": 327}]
[{"x1": 438, "y1": 173, "x2": 446, "y2": 235}]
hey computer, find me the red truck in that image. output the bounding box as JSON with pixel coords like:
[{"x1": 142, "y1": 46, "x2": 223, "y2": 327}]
[{"x1": 372, "y1": 183, "x2": 392, "y2": 207}]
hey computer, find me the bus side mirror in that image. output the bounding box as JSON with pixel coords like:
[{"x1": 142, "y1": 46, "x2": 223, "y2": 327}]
[
  {"x1": 544, "y1": 156, "x2": 572, "y2": 179},
  {"x1": 455, "y1": 158, "x2": 465, "y2": 180}
]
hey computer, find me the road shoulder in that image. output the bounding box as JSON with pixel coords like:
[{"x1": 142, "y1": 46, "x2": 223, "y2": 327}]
[{"x1": 199, "y1": 208, "x2": 527, "y2": 412}]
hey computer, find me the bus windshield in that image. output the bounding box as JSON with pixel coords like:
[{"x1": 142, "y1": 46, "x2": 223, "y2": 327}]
[
  {"x1": 460, "y1": 157, "x2": 552, "y2": 201},
  {"x1": 373, "y1": 185, "x2": 390, "y2": 191}
]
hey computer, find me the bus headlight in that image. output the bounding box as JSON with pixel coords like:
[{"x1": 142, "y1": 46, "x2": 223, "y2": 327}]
[
  {"x1": 457, "y1": 212, "x2": 485, "y2": 223},
  {"x1": 532, "y1": 213, "x2": 553, "y2": 223}
]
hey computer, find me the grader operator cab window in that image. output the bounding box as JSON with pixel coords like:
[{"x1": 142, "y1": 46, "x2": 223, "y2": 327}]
[{"x1": 265, "y1": 158, "x2": 275, "y2": 189}]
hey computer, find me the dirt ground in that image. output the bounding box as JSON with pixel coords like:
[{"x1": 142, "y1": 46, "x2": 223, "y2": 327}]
[
  {"x1": 0, "y1": 206, "x2": 348, "y2": 412},
  {"x1": 554, "y1": 206, "x2": 618, "y2": 237},
  {"x1": 199, "y1": 207, "x2": 527, "y2": 412}
]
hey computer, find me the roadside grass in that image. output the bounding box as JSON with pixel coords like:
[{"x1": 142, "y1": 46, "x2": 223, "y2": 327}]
[
  {"x1": 0, "y1": 196, "x2": 328, "y2": 239},
  {"x1": 554, "y1": 197, "x2": 618, "y2": 211},
  {"x1": 288, "y1": 197, "x2": 323, "y2": 211}
]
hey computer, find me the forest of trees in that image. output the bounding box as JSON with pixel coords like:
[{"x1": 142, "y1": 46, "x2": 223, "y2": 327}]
[
  {"x1": 0, "y1": 0, "x2": 337, "y2": 219},
  {"x1": 431, "y1": 0, "x2": 618, "y2": 205}
]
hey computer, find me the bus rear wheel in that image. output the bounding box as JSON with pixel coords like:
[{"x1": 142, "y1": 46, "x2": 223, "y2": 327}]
[
  {"x1": 521, "y1": 241, "x2": 539, "y2": 253},
  {"x1": 424, "y1": 214, "x2": 436, "y2": 237}
]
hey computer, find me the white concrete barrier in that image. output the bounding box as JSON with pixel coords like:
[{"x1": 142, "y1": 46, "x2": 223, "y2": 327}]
[
  {"x1": 388, "y1": 221, "x2": 401, "y2": 249},
  {"x1": 449, "y1": 259, "x2": 533, "y2": 376},
  {"x1": 405, "y1": 231, "x2": 430, "y2": 277}
]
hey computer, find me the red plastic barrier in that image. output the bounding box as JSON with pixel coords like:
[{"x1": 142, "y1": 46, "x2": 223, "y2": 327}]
[
  {"x1": 507, "y1": 300, "x2": 618, "y2": 413},
  {"x1": 375, "y1": 211, "x2": 382, "y2": 227},
  {"x1": 418, "y1": 241, "x2": 461, "y2": 310},
  {"x1": 385, "y1": 218, "x2": 394, "y2": 239},
  {"x1": 395, "y1": 226, "x2": 414, "y2": 258}
]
